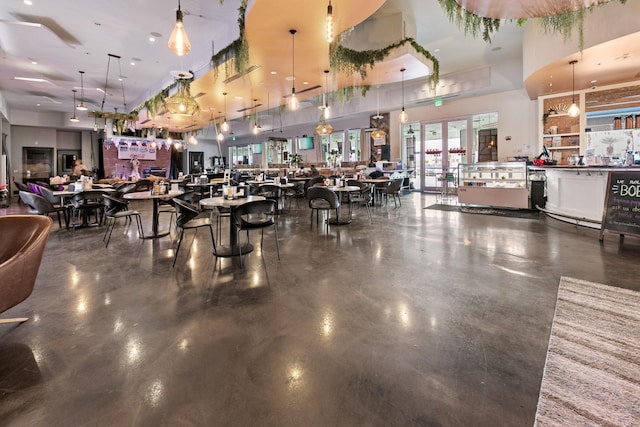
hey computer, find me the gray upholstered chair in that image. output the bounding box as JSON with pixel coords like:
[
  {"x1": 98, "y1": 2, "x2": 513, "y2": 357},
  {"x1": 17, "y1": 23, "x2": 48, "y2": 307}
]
[
  {"x1": 307, "y1": 186, "x2": 340, "y2": 230},
  {"x1": 0, "y1": 215, "x2": 52, "y2": 324},
  {"x1": 19, "y1": 191, "x2": 69, "y2": 229}
]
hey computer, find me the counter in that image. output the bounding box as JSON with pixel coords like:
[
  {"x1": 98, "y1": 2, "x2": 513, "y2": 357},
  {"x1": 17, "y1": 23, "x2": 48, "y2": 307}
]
[{"x1": 532, "y1": 166, "x2": 640, "y2": 228}]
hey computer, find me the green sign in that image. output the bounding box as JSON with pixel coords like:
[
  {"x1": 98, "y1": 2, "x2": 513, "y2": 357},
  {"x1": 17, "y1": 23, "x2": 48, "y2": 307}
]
[{"x1": 434, "y1": 97, "x2": 443, "y2": 107}]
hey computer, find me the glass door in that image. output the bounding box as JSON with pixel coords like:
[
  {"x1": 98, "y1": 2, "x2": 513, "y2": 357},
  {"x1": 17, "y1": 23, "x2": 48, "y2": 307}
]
[{"x1": 422, "y1": 118, "x2": 471, "y2": 192}]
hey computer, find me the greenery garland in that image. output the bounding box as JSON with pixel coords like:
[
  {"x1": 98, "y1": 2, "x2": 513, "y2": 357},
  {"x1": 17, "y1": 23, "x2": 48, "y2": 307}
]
[
  {"x1": 131, "y1": 75, "x2": 194, "y2": 118},
  {"x1": 329, "y1": 37, "x2": 440, "y2": 88},
  {"x1": 437, "y1": 0, "x2": 627, "y2": 50},
  {"x1": 210, "y1": 0, "x2": 249, "y2": 78}
]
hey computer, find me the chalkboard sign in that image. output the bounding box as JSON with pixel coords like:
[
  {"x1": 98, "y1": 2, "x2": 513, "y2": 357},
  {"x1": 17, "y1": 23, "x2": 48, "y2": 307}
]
[{"x1": 600, "y1": 171, "x2": 640, "y2": 241}]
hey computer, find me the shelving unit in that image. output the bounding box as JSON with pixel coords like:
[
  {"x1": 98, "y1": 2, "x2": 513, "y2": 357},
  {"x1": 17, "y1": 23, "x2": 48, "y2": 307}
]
[
  {"x1": 457, "y1": 162, "x2": 529, "y2": 209},
  {"x1": 540, "y1": 95, "x2": 583, "y2": 165}
]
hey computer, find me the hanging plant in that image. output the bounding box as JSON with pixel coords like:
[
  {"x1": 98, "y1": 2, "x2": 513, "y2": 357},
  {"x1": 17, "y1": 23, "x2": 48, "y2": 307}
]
[
  {"x1": 210, "y1": 0, "x2": 249, "y2": 78},
  {"x1": 329, "y1": 37, "x2": 439, "y2": 88},
  {"x1": 436, "y1": 0, "x2": 627, "y2": 50}
]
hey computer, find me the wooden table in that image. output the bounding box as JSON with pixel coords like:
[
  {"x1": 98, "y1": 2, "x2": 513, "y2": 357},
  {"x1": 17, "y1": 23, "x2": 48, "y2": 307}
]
[
  {"x1": 123, "y1": 190, "x2": 183, "y2": 238},
  {"x1": 199, "y1": 195, "x2": 266, "y2": 257}
]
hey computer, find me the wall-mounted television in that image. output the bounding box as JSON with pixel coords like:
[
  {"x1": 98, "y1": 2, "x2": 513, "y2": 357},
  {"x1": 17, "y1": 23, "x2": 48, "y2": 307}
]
[{"x1": 298, "y1": 136, "x2": 314, "y2": 150}]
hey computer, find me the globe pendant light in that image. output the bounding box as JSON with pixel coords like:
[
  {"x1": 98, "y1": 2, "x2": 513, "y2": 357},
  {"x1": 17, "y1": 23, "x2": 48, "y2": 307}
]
[
  {"x1": 221, "y1": 92, "x2": 230, "y2": 132},
  {"x1": 287, "y1": 29, "x2": 299, "y2": 111},
  {"x1": 252, "y1": 98, "x2": 261, "y2": 135},
  {"x1": 77, "y1": 71, "x2": 87, "y2": 111},
  {"x1": 168, "y1": 0, "x2": 191, "y2": 56},
  {"x1": 398, "y1": 68, "x2": 408, "y2": 124},
  {"x1": 371, "y1": 86, "x2": 386, "y2": 140},
  {"x1": 316, "y1": 70, "x2": 333, "y2": 135},
  {"x1": 69, "y1": 89, "x2": 80, "y2": 122},
  {"x1": 326, "y1": 1, "x2": 334, "y2": 43},
  {"x1": 567, "y1": 60, "x2": 580, "y2": 118}
]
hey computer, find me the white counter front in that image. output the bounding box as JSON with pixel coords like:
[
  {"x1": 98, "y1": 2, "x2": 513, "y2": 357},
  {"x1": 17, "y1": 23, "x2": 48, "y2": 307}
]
[{"x1": 538, "y1": 167, "x2": 639, "y2": 228}]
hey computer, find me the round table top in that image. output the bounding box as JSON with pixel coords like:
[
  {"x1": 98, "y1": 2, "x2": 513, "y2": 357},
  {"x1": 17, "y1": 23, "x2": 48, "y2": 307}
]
[
  {"x1": 123, "y1": 190, "x2": 184, "y2": 200},
  {"x1": 53, "y1": 188, "x2": 115, "y2": 196},
  {"x1": 327, "y1": 185, "x2": 361, "y2": 192},
  {"x1": 199, "y1": 195, "x2": 265, "y2": 208},
  {"x1": 248, "y1": 181, "x2": 295, "y2": 188},
  {"x1": 186, "y1": 182, "x2": 221, "y2": 187}
]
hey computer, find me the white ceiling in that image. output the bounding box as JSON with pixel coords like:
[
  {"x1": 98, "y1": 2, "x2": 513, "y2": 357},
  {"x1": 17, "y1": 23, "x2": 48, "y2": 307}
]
[{"x1": 5, "y1": 0, "x2": 630, "y2": 134}]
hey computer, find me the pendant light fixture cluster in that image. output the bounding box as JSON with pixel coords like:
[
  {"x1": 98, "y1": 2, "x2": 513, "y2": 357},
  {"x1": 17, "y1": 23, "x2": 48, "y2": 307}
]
[
  {"x1": 287, "y1": 29, "x2": 299, "y2": 111},
  {"x1": 168, "y1": 0, "x2": 191, "y2": 56},
  {"x1": 567, "y1": 60, "x2": 580, "y2": 118},
  {"x1": 398, "y1": 68, "x2": 408, "y2": 124}
]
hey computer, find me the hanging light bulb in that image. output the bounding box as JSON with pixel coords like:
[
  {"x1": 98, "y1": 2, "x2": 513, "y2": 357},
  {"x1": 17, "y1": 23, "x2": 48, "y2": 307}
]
[
  {"x1": 567, "y1": 60, "x2": 580, "y2": 118},
  {"x1": 77, "y1": 71, "x2": 87, "y2": 111},
  {"x1": 189, "y1": 134, "x2": 198, "y2": 145},
  {"x1": 168, "y1": 0, "x2": 191, "y2": 56},
  {"x1": 69, "y1": 89, "x2": 79, "y2": 122},
  {"x1": 326, "y1": 1, "x2": 334, "y2": 43},
  {"x1": 217, "y1": 132, "x2": 224, "y2": 142},
  {"x1": 287, "y1": 29, "x2": 299, "y2": 111},
  {"x1": 371, "y1": 85, "x2": 386, "y2": 139},
  {"x1": 398, "y1": 68, "x2": 408, "y2": 124},
  {"x1": 252, "y1": 123, "x2": 260, "y2": 135},
  {"x1": 221, "y1": 92, "x2": 230, "y2": 132}
]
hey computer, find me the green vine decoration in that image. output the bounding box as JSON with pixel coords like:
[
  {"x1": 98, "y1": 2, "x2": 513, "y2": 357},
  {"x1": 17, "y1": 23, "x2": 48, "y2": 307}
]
[
  {"x1": 131, "y1": 74, "x2": 194, "y2": 118},
  {"x1": 437, "y1": 0, "x2": 627, "y2": 50},
  {"x1": 210, "y1": 0, "x2": 249, "y2": 79},
  {"x1": 336, "y1": 85, "x2": 370, "y2": 103},
  {"x1": 330, "y1": 37, "x2": 439, "y2": 88}
]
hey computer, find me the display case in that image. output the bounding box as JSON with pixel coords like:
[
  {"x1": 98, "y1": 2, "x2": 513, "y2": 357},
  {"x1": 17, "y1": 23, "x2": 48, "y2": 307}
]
[{"x1": 457, "y1": 162, "x2": 529, "y2": 209}]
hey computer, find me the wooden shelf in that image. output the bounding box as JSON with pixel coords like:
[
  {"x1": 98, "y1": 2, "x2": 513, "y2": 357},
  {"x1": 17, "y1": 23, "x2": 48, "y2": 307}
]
[{"x1": 547, "y1": 146, "x2": 580, "y2": 151}]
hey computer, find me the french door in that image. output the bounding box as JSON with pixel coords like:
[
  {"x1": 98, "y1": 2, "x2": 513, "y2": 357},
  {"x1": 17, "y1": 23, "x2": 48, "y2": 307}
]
[{"x1": 421, "y1": 118, "x2": 471, "y2": 192}]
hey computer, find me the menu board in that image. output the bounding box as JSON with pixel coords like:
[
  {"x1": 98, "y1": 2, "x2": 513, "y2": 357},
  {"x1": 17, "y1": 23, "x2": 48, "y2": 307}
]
[{"x1": 600, "y1": 171, "x2": 640, "y2": 241}]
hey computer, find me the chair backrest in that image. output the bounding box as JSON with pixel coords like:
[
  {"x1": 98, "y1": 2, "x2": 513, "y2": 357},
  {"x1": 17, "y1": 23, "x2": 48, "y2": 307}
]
[
  {"x1": 0, "y1": 215, "x2": 52, "y2": 314},
  {"x1": 258, "y1": 184, "x2": 282, "y2": 198},
  {"x1": 173, "y1": 198, "x2": 199, "y2": 228},
  {"x1": 102, "y1": 194, "x2": 128, "y2": 215},
  {"x1": 14, "y1": 181, "x2": 32, "y2": 193},
  {"x1": 28, "y1": 182, "x2": 43, "y2": 195},
  {"x1": 386, "y1": 179, "x2": 403, "y2": 192},
  {"x1": 306, "y1": 176, "x2": 325, "y2": 188},
  {"x1": 119, "y1": 183, "x2": 138, "y2": 194},
  {"x1": 19, "y1": 191, "x2": 56, "y2": 214},
  {"x1": 232, "y1": 200, "x2": 277, "y2": 228},
  {"x1": 36, "y1": 185, "x2": 59, "y2": 205},
  {"x1": 307, "y1": 186, "x2": 340, "y2": 208},
  {"x1": 71, "y1": 190, "x2": 106, "y2": 208}
]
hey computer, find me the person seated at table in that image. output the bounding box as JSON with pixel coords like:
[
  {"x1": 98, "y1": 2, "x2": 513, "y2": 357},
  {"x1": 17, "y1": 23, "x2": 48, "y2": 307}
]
[
  {"x1": 308, "y1": 164, "x2": 320, "y2": 177},
  {"x1": 72, "y1": 159, "x2": 88, "y2": 177}
]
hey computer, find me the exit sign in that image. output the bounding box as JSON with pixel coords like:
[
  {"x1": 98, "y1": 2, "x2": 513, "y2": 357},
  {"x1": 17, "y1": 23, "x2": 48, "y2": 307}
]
[{"x1": 434, "y1": 97, "x2": 443, "y2": 107}]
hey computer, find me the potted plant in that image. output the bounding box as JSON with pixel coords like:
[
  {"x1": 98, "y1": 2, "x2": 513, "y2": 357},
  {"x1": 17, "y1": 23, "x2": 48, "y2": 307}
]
[{"x1": 289, "y1": 153, "x2": 303, "y2": 168}]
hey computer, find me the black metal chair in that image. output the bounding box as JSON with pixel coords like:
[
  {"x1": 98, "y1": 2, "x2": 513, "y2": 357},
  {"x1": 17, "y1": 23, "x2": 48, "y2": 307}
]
[
  {"x1": 18, "y1": 191, "x2": 69, "y2": 229},
  {"x1": 70, "y1": 190, "x2": 106, "y2": 227},
  {"x1": 376, "y1": 178, "x2": 403, "y2": 208},
  {"x1": 172, "y1": 199, "x2": 216, "y2": 267},
  {"x1": 102, "y1": 194, "x2": 144, "y2": 247},
  {"x1": 258, "y1": 184, "x2": 283, "y2": 213},
  {"x1": 232, "y1": 199, "x2": 280, "y2": 268},
  {"x1": 307, "y1": 186, "x2": 340, "y2": 230},
  {"x1": 347, "y1": 180, "x2": 373, "y2": 223}
]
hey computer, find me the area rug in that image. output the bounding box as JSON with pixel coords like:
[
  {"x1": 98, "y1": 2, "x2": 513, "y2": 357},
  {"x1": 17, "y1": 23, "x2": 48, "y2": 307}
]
[
  {"x1": 424, "y1": 204, "x2": 541, "y2": 220},
  {"x1": 534, "y1": 277, "x2": 640, "y2": 426}
]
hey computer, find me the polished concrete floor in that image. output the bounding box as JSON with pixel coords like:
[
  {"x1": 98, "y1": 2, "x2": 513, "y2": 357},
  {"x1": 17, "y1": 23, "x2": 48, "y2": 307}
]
[{"x1": 1, "y1": 192, "x2": 639, "y2": 426}]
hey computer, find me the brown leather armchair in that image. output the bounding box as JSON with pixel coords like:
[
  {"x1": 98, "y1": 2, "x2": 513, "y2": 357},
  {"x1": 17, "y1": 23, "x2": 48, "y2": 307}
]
[{"x1": 0, "y1": 215, "x2": 52, "y2": 324}]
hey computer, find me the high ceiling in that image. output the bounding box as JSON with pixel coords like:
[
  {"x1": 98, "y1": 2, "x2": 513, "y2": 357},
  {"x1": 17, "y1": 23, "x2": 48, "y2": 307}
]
[{"x1": 0, "y1": 0, "x2": 636, "y2": 136}]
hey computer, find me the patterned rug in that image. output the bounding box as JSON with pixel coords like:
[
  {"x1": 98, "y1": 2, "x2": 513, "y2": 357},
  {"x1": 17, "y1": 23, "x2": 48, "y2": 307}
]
[{"x1": 534, "y1": 277, "x2": 640, "y2": 426}]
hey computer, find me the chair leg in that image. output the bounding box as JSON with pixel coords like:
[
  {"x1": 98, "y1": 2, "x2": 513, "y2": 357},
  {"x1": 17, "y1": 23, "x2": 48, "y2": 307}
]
[
  {"x1": 104, "y1": 217, "x2": 116, "y2": 247},
  {"x1": 237, "y1": 228, "x2": 244, "y2": 268},
  {"x1": 0, "y1": 318, "x2": 29, "y2": 324},
  {"x1": 274, "y1": 224, "x2": 280, "y2": 260},
  {"x1": 134, "y1": 214, "x2": 145, "y2": 239},
  {"x1": 173, "y1": 228, "x2": 185, "y2": 267},
  {"x1": 208, "y1": 225, "x2": 217, "y2": 256}
]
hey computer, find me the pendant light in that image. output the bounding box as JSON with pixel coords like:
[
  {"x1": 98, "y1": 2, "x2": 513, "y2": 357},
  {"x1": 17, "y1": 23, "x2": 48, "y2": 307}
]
[
  {"x1": 371, "y1": 86, "x2": 386, "y2": 140},
  {"x1": 77, "y1": 71, "x2": 87, "y2": 111},
  {"x1": 398, "y1": 68, "x2": 408, "y2": 124},
  {"x1": 168, "y1": 0, "x2": 191, "y2": 56},
  {"x1": 326, "y1": 1, "x2": 334, "y2": 43},
  {"x1": 567, "y1": 60, "x2": 580, "y2": 118},
  {"x1": 315, "y1": 70, "x2": 333, "y2": 135},
  {"x1": 221, "y1": 92, "x2": 230, "y2": 132},
  {"x1": 252, "y1": 98, "x2": 261, "y2": 135},
  {"x1": 69, "y1": 89, "x2": 79, "y2": 122},
  {"x1": 287, "y1": 29, "x2": 299, "y2": 111}
]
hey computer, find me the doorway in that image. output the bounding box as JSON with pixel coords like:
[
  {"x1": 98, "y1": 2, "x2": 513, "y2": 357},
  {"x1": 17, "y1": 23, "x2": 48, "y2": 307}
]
[
  {"x1": 188, "y1": 151, "x2": 204, "y2": 174},
  {"x1": 421, "y1": 118, "x2": 470, "y2": 192}
]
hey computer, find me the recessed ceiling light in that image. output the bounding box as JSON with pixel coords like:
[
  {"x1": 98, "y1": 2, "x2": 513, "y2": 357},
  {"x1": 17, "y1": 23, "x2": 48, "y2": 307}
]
[
  {"x1": 590, "y1": 79, "x2": 597, "y2": 83},
  {"x1": 270, "y1": 71, "x2": 277, "y2": 75},
  {"x1": 303, "y1": 81, "x2": 309, "y2": 85},
  {"x1": 130, "y1": 62, "x2": 135, "y2": 66},
  {"x1": 31, "y1": 60, "x2": 37, "y2": 65},
  {"x1": 24, "y1": 0, "x2": 33, "y2": 5},
  {"x1": 149, "y1": 37, "x2": 156, "y2": 42},
  {"x1": 234, "y1": 96, "x2": 243, "y2": 100},
  {"x1": 36, "y1": 103, "x2": 40, "y2": 106}
]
